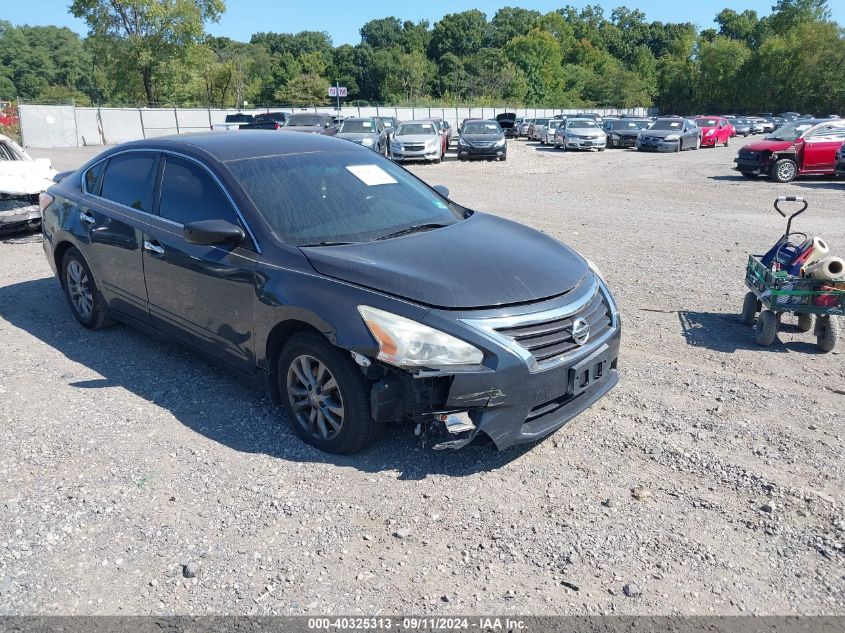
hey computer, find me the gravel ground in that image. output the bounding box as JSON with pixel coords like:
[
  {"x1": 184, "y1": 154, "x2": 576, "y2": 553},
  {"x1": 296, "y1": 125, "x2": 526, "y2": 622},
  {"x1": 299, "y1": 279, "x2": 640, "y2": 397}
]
[{"x1": 1, "y1": 138, "x2": 843, "y2": 616}]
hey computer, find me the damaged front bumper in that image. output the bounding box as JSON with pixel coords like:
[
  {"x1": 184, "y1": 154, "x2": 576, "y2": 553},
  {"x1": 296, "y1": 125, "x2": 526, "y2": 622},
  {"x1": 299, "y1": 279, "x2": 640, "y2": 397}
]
[
  {"x1": 0, "y1": 194, "x2": 41, "y2": 233},
  {"x1": 365, "y1": 278, "x2": 621, "y2": 450}
]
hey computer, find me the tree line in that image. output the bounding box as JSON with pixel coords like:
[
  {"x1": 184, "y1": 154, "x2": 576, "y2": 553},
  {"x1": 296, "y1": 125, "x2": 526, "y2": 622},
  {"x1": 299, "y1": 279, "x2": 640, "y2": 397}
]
[{"x1": 0, "y1": 0, "x2": 842, "y2": 114}]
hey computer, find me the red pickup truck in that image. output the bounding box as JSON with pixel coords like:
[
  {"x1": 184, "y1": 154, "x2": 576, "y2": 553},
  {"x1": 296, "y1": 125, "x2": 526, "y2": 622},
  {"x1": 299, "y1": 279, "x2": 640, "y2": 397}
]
[{"x1": 734, "y1": 119, "x2": 845, "y2": 182}]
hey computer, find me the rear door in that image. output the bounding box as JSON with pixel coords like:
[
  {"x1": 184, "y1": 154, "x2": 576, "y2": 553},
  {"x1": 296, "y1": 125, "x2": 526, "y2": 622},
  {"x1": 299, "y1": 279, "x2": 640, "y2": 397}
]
[
  {"x1": 802, "y1": 125, "x2": 845, "y2": 171},
  {"x1": 78, "y1": 151, "x2": 159, "y2": 324},
  {"x1": 142, "y1": 154, "x2": 259, "y2": 372}
]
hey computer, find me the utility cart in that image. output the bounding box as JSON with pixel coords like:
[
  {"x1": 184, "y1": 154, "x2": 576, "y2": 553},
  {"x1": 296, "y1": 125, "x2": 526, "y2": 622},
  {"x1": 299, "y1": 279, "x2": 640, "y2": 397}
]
[{"x1": 741, "y1": 196, "x2": 844, "y2": 352}]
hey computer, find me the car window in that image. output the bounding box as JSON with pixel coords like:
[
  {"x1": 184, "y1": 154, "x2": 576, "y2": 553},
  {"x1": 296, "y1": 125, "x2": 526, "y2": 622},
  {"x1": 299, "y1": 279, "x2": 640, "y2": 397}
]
[
  {"x1": 0, "y1": 143, "x2": 16, "y2": 161},
  {"x1": 100, "y1": 153, "x2": 158, "y2": 212},
  {"x1": 158, "y1": 156, "x2": 239, "y2": 227},
  {"x1": 84, "y1": 161, "x2": 105, "y2": 194},
  {"x1": 227, "y1": 150, "x2": 464, "y2": 246}
]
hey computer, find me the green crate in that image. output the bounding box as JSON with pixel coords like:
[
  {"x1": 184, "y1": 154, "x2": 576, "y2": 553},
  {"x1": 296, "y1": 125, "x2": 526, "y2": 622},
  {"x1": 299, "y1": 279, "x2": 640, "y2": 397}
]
[{"x1": 745, "y1": 255, "x2": 845, "y2": 316}]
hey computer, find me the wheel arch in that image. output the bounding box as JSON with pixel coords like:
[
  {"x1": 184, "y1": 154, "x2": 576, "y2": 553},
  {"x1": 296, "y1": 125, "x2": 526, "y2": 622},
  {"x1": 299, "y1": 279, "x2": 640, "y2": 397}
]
[
  {"x1": 264, "y1": 318, "x2": 334, "y2": 404},
  {"x1": 53, "y1": 240, "x2": 79, "y2": 284}
]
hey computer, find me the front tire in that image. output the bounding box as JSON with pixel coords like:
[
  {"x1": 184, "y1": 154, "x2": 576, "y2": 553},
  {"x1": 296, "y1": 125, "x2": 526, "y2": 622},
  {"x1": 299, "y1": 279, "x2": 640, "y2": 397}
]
[
  {"x1": 61, "y1": 247, "x2": 111, "y2": 330},
  {"x1": 278, "y1": 332, "x2": 381, "y2": 454},
  {"x1": 755, "y1": 309, "x2": 778, "y2": 346},
  {"x1": 771, "y1": 158, "x2": 798, "y2": 183},
  {"x1": 724, "y1": 136, "x2": 730, "y2": 147}
]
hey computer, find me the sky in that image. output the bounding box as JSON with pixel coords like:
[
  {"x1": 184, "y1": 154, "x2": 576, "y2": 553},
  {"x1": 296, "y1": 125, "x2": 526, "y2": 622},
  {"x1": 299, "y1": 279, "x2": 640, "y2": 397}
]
[{"x1": 5, "y1": 0, "x2": 845, "y2": 45}]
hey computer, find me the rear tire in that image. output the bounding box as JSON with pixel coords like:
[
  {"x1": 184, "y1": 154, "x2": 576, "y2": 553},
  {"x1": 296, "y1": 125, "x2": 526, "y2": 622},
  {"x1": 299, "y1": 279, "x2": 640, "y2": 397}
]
[
  {"x1": 797, "y1": 313, "x2": 814, "y2": 333},
  {"x1": 724, "y1": 136, "x2": 730, "y2": 147},
  {"x1": 61, "y1": 247, "x2": 112, "y2": 330},
  {"x1": 755, "y1": 309, "x2": 778, "y2": 346},
  {"x1": 277, "y1": 332, "x2": 381, "y2": 454},
  {"x1": 741, "y1": 291, "x2": 759, "y2": 325},
  {"x1": 816, "y1": 316, "x2": 839, "y2": 353}
]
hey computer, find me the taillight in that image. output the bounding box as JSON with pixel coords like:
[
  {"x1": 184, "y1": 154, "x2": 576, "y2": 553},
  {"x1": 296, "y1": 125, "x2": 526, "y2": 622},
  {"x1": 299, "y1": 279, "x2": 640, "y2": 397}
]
[
  {"x1": 274, "y1": 122, "x2": 280, "y2": 130},
  {"x1": 39, "y1": 192, "x2": 54, "y2": 213}
]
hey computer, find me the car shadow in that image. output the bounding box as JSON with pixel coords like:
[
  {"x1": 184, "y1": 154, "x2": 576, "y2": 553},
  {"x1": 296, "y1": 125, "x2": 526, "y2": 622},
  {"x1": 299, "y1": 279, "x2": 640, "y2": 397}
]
[
  {"x1": 676, "y1": 309, "x2": 822, "y2": 354},
  {"x1": 0, "y1": 277, "x2": 537, "y2": 479},
  {"x1": 791, "y1": 179, "x2": 845, "y2": 191}
]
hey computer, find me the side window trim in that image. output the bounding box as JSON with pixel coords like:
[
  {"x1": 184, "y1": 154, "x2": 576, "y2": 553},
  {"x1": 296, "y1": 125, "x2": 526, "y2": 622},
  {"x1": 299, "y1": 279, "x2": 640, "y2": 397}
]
[
  {"x1": 156, "y1": 151, "x2": 261, "y2": 254},
  {"x1": 80, "y1": 147, "x2": 261, "y2": 254}
]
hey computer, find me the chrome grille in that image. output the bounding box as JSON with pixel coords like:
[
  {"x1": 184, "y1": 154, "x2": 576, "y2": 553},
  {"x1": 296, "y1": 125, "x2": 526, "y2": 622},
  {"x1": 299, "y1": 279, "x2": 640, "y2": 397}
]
[
  {"x1": 493, "y1": 291, "x2": 612, "y2": 364},
  {"x1": 403, "y1": 144, "x2": 425, "y2": 151}
]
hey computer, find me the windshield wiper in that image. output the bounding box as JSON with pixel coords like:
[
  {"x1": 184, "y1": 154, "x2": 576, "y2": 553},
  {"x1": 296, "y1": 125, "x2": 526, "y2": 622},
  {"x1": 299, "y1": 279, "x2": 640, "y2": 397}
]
[
  {"x1": 376, "y1": 223, "x2": 451, "y2": 241},
  {"x1": 298, "y1": 240, "x2": 356, "y2": 247}
]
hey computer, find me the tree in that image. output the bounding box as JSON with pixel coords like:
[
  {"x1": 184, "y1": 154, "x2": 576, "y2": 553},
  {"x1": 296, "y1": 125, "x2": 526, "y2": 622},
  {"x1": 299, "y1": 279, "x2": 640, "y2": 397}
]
[
  {"x1": 70, "y1": 0, "x2": 225, "y2": 106},
  {"x1": 695, "y1": 36, "x2": 752, "y2": 111},
  {"x1": 428, "y1": 10, "x2": 489, "y2": 59},
  {"x1": 715, "y1": 9, "x2": 762, "y2": 47},
  {"x1": 275, "y1": 74, "x2": 329, "y2": 105},
  {"x1": 360, "y1": 17, "x2": 403, "y2": 49},
  {"x1": 489, "y1": 7, "x2": 541, "y2": 47},
  {"x1": 505, "y1": 29, "x2": 564, "y2": 104},
  {"x1": 768, "y1": 0, "x2": 831, "y2": 34}
]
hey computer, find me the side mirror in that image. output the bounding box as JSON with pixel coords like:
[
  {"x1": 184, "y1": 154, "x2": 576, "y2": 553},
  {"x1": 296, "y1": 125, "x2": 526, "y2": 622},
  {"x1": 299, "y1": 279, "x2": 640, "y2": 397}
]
[
  {"x1": 184, "y1": 219, "x2": 245, "y2": 246},
  {"x1": 433, "y1": 184, "x2": 449, "y2": 198}
]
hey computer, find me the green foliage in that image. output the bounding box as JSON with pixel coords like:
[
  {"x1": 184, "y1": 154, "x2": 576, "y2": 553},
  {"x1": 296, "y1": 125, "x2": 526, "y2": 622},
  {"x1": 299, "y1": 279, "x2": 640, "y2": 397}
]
[{"x1": 0, "y1": 0, "x2": 843, "y2": 113}]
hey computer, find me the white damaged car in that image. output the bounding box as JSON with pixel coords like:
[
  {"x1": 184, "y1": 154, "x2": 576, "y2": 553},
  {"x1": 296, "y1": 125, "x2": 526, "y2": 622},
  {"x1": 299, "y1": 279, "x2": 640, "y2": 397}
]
[{"x1": 0, "y1": 134, "x2": 57, "y2": 234}]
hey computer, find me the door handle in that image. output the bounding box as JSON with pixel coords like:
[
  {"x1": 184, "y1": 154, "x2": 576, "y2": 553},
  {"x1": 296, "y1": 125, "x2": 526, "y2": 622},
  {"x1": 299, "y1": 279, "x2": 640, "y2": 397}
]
[
  {"x1": 79, "y1": 211, "x2": 95, "y2": 225},
  {"x1": 143, "y1": 240, "x2": 165, "y2": 255}
]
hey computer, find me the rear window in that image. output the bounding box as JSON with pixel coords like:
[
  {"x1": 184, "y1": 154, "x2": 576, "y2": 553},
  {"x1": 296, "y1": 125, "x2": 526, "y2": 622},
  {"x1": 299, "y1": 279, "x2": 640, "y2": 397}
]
[
  {"x1": 287, "y1": 114, "x2": 322, "y2": 126},
  {"x1": 100, "y1": 153, "x2": 157, "y2": 212},
  {"x1": 225, "y1": 114, "x2": 253, "y2": 123}
]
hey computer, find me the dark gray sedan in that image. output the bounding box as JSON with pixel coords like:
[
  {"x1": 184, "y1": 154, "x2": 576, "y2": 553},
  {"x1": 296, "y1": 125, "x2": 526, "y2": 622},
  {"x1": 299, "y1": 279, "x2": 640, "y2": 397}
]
[
  {"x1": 636, "y1": 117, "x2": 701, "y2": 152},
  {"x1": 40, "y1": 131, "x2": 619, "y2": 454},
  {"x1": 336, "y1": 117, "x2": 388, "y2": 154}
]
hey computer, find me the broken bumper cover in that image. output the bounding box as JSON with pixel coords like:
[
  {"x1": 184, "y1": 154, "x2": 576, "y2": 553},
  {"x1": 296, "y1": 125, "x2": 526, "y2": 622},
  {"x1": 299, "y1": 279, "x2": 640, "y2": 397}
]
[
  {"x1": 0, "y1": 197, "x2": 41, "y2": 232},
  {"x1": 441, "y1": 330, "x2": 620, "y2": 449}
]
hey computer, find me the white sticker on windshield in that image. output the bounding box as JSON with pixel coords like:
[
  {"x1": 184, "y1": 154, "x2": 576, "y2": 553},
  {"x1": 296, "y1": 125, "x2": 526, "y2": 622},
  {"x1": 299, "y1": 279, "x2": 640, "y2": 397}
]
[
  {"x1": 362, "y1": 121, "x2": 372, "y2": 128},
  {"x1": 346, "y1": 164, "x2": 397, "y2": 186}
]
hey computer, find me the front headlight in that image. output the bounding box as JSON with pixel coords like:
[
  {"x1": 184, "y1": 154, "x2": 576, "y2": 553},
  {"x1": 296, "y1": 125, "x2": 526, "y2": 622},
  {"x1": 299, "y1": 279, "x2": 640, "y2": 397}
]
[
  {"x1": 358, "y1": 306, "x2": 484, "y2": 368},
  {"x1": 611, "y1": 133, "x2": 621, "y2": 139},
  {"x1": 494, "y1": 138, "x2": 506, "y2": 147},
  {"x1": 459, "y1": 138, "x2": 471, "y2": 147},
  {"x1": 361, "y1": 137, "x2": 374, "y2": 146},
  {"x1": 664, "y1": 134, "x2": 680, "y2": 141}
]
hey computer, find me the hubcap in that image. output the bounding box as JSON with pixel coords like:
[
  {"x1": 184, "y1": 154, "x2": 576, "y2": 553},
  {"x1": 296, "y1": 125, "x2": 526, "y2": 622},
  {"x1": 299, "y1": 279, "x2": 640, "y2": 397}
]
[
  {"x1": 778, "y1": 162, "x2": 796, "y2": 181},
  {"x1": 286, "y1": 354, "x2": 344, "y2": 441},
  {"x1": 66, "y1": 260, "x2": 93, "y2": 320}
]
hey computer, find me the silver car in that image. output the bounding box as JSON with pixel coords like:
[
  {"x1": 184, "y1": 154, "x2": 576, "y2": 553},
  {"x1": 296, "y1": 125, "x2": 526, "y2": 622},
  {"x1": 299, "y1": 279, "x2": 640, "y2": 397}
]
[
  {"x1": 516, "y1": 119, "x2": 533, "y2": 137},
  {"x1": 390, "y1": 120, "x2": 443, "y2": 163},
  {"x1": 540, "y1": 119, "x2": 563, "y2": 145},
  {"x1": 554, "y1": 118, "x2": 607, "y2": 151},
  {"x1": 529, "y1": 118, "x2": 550, "y2": 141},
  {"x1": 635, "y1": 117, "x2": 701, "y2": 152},
  {"x1": 336, "y1": 117, "x2": 388, "y2": 154}
]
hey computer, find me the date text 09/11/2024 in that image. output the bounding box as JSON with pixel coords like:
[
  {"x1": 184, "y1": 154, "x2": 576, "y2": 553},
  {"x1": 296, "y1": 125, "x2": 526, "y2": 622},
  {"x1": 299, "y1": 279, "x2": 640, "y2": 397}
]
[{"x1": 306, "y1": 617, "x2": 528, "y2": 630}]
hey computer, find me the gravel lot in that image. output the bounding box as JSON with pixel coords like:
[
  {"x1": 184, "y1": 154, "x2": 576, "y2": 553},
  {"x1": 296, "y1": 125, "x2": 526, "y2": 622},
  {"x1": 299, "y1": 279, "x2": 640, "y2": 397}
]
[{"x1": 1, "y1": 138, "x2": 843, "y2": 616}]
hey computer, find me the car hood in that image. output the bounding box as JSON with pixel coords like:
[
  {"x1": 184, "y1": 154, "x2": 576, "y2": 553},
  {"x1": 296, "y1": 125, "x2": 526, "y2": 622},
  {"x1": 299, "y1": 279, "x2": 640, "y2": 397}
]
[
  {"x1": 568, "y1": 128, "x2": 604, "y2": 137},
  {"x1": 741, "y1": 139, "x2": 796, "y2": 152},
  {"x1": 611, "y1": 129, "x2": 643, "y2": 137},
  {"x1": 644, "y1": 128, "x2": 683, "y2": 138},
  {"x1": 395, "y1": 134, "x2": 438, "y2": 144},
  {"x1": 337, "y1": 132, "x2": 377, "y2": 142},
  {"x1": 301, "y1": 213, "x2": 589, "y2": 309},
  {"x1": 281, "y1": 125, "x2": 323, "y2": 133},
  {"x1": 461, "y1": 134, "x2": 504, "y2": 144},
  {"x1": 0, "y1": 158, "x2": 57, "y2": 195}
]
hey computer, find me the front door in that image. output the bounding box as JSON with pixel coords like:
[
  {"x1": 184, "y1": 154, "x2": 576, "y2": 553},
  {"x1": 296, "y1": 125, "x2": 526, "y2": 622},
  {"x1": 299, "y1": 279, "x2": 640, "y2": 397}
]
[
  {"x1": 802, "y1": 126, "x2": 845, "y2": 171},
  {"x1": 142, "y1": 154, "x2": 259, "y2": 372}
]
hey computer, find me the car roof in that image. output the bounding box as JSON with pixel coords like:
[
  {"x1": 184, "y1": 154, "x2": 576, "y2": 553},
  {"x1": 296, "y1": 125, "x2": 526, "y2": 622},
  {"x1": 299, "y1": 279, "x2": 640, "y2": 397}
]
[{"x1": 112, "y1": 131, "x2": 361, "y2": 163}]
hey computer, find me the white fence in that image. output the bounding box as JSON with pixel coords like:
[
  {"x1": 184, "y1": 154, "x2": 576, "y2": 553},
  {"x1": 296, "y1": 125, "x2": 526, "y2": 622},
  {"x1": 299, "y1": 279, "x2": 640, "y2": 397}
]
[{"x1": 18, "y1": 103, "x2": 658, "y2": 148}]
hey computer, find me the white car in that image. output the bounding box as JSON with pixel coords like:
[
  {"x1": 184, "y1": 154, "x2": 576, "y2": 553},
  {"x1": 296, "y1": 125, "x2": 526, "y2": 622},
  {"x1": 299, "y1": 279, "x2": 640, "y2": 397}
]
[
  {"x1": 540, "y1": 119, "x2": 563, "y2": 145},
  {"x1": 0, "y1": 134, "x2": 57, "y2": 234}
]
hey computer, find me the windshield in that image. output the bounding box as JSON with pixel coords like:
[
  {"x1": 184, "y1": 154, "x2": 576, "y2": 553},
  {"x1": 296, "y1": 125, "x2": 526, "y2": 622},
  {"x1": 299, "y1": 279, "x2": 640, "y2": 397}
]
[
  {"x1": 396, "y1": 123, "x2": 437, "y2": 136},
  {"x1": 534, "y1": 118, "x2": 549, "y2": 126},
  {"x1": 463, "y1": 121, "x2": 502, "y2": 135},
  {"x1": 380, "y1": 118, "x2": 395, "y2": 128},
  {"x1": 227, "y1": 151, "x2": 463, "y2": 246},
  {"x1": 650, "y1": 119, "x2": 683, "y2": 130},
  {"x1": 609, "y1": 120, "x2": 648, "y2": 130},
  {"x1": 765, "y1": 122, "x2": 814, "y2": 141},
  {"x1": 696, "y1": 118, "x2": 719, "y2": 127},
  {"x1": 286, "y1": 114, "x2": 321, "y2": 126},
  {"x1": 548, "y1": 120, "x2": 562, "y2": 129},
  {"x1": 339, "y1": 120, "x2": 376, "y2": 133},
  {"x1": 568, "y1": 120, "x2": 599, "y2": 129}
]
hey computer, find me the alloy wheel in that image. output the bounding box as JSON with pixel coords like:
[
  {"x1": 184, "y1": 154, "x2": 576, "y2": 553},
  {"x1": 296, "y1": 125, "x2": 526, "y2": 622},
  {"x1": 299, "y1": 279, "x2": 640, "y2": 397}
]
[
  {"x1": 66, "y1": 260, "x2": 93, "y2": 320},
  {"x1": 778, "y1": 161, "x2": 796, "y2": 182},
  {"x1": 286, "y1": 354, "x2": 344, "y2": 441}
]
